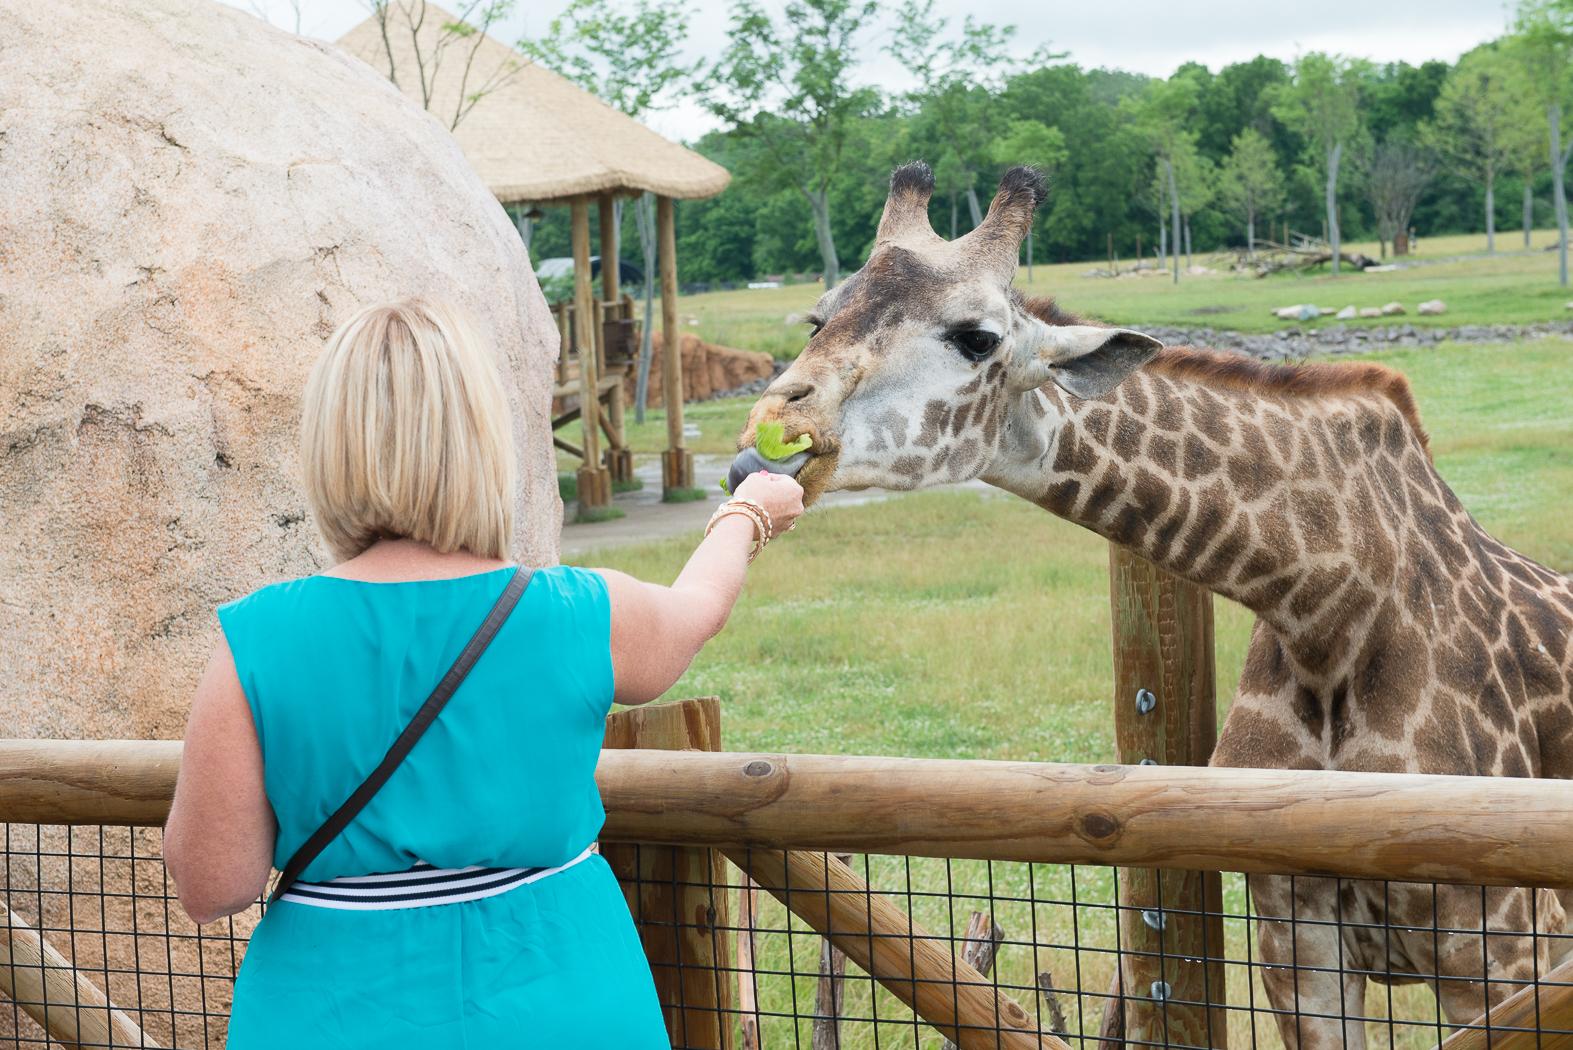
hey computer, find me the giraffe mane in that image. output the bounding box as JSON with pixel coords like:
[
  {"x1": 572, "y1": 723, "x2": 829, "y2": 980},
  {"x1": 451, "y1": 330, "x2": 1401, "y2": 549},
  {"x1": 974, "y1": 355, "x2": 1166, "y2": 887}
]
[{"x1": 1022, "y1": 296, "x2": 1431, "y2": 456}]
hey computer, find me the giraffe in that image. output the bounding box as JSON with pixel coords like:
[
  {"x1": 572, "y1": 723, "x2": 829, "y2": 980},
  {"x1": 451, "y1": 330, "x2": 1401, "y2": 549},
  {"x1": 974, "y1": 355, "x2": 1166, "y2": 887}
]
[{"x1": 744, "y1": 161, "x2": 1573, "y2": 1049}]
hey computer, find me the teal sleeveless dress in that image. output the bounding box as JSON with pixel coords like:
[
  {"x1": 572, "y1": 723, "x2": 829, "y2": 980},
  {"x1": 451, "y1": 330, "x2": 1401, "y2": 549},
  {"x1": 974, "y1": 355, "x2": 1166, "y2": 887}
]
[{"x1": 216, "y1": 565, "x2": 668, "y2": 1049}]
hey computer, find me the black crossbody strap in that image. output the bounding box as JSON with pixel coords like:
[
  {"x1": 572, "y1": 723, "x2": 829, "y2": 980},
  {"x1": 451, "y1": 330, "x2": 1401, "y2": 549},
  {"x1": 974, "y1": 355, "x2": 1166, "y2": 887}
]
[{"x1": 269, "y1": 566, "x2": 533, "y2": 903}]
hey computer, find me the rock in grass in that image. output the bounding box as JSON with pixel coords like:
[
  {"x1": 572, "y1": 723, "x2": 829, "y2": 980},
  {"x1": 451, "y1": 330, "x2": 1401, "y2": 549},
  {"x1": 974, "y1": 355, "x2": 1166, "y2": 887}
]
[
  {"x1": 1418, "y1": 300, "x2": 1446, "y2": 316},
  {"x1": 1381, "y1": 301, "x2": 1407, "y2": 316},
  {"x1": 1335, "y1": 305, "x2": 1357, "y2": 320},
  {"x1": 1274, "y1": 304, "x2": 1322, "y2": 321},
  {"x1": 1360, "y1": 307, "x2": 1384, "y2": 318}
]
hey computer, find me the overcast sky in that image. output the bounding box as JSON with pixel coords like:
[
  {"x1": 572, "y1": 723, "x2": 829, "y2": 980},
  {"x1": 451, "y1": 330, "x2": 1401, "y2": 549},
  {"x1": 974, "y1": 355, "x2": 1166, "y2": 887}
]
[{"x1": 232, "y1": 0, "x2": 1515, "y2": 141}]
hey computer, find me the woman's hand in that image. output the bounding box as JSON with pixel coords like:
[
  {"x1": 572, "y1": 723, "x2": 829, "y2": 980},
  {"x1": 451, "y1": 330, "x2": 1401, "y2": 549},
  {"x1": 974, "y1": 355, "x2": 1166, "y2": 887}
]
[{"x1": 733, "y1": 471, "x2": 805, "y2": 538}]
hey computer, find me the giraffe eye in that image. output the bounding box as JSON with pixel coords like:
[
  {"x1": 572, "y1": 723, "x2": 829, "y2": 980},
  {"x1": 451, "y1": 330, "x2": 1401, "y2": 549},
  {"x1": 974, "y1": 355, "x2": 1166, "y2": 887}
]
[{"x1": 950, "y1": 328, "x2": 1001, "y2": 362}]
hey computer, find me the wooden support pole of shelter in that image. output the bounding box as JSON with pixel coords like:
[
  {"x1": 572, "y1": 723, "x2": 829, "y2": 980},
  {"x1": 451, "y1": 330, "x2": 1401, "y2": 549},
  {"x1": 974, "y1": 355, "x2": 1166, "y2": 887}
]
[
  {"x1": 602, "y1": 699, "x2": 733, "y2": 1050},
  {"x1": 724, "y1": 848, "x2": 1059, "y2": 1050},
  {"x1": 571, "y1": 198, "x2": 611, "y2": 510},
  {"x1": 598, "y1": 193, "x2": 621, "y2": 304},
  {"x1": 1441, "y1": 955, "x2": 1573, "y2": 1050},
  {"x1": 657, "y1": 194, "x2": 695, "y2": 496},
  {"x1": 1103, "y1": 547, "x2": 1228, "y2": 1049},
  {"x1": 0, "y1": 900, "x2": 159, "y2": 1048},
  {"x1": 599, "y1": 193, "x2": 634, "y2": 484}
]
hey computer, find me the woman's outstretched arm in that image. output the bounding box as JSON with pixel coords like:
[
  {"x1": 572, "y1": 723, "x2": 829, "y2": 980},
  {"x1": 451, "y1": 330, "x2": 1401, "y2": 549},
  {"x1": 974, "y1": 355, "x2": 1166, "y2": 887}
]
[{"x1": 596, "y1": 472, "x2": 803, "y2": 704}]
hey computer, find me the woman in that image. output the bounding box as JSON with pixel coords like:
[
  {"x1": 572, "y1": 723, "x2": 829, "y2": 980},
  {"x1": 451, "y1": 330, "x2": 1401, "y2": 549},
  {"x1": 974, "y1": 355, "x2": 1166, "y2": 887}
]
[{"x1": 163, "y1": 299, "x2": 803, "y2": 1048}]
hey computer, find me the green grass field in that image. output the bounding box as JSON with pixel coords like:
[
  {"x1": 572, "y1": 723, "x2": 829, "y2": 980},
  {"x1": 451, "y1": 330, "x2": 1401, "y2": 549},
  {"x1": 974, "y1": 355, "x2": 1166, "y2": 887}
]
[
  {"x1": 575, "y1": 333, "x2": 1572, "y2": 1049},
  {"x1": 680, "y1": 230, "x2": 1573, "y2": 358}
]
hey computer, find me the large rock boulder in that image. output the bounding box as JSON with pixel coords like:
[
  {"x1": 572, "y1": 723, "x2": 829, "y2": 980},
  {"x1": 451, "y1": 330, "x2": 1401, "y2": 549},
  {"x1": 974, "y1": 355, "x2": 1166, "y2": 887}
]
[{"x1": 0, "y1": 0, "x2": 561, "y2": 743}]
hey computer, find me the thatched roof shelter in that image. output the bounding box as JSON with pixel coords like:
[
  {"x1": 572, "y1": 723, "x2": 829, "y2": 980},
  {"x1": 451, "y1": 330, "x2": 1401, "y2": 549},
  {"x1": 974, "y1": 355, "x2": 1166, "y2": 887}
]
[
  {"x1": 337, "y1": 8, "x2": 729, "y2": 205},
  {"x1": 337, "y1": 5, "x2": 725, "y2": 509}
]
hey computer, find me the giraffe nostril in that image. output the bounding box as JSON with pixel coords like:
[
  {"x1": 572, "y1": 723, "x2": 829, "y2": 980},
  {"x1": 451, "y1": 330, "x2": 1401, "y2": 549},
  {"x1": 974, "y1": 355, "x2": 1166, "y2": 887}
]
[{"x1": 768, "y1": 381, "x2": 815, "y2": 404}]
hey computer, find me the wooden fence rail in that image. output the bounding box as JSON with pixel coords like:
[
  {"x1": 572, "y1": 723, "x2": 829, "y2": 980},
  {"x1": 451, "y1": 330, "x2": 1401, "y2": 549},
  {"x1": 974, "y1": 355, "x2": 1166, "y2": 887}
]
[
  {"x1": 7, "y1": 741, "x2": 1571, "y2": 888},
  {"x1": 1441, "y1": 955, "x2": 1573, "y2": 1050},
  {"x1": 0, "y1": 900, "x2": 157, "y2": 1049}
]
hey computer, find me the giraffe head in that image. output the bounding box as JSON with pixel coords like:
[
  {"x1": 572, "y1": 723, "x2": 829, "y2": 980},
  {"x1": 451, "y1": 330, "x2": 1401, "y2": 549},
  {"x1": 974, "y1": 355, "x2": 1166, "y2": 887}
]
[{"x1": 743, "y1": 162, "x2": 1162, "y2": 504}]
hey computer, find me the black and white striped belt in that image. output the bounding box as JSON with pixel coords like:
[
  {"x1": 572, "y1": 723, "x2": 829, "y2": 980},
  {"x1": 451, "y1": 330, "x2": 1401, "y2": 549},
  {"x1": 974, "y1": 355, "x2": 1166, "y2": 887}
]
[{"x1": 275, "y1": 845, "x2": 595, "y2": 911}]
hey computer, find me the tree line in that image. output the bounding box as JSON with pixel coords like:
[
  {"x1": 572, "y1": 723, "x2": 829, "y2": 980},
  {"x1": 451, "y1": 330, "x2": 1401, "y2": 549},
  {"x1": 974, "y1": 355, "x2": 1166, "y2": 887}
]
[{"x1": 507, "y1": 0, "x2": 1573, "y2": 290}]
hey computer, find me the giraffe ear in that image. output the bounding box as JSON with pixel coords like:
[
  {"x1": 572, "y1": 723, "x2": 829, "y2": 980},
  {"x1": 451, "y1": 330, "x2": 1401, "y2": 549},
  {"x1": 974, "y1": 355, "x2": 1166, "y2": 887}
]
[{"x1": 1009, "y1": 323, "x2": 1163, "y2": 399}]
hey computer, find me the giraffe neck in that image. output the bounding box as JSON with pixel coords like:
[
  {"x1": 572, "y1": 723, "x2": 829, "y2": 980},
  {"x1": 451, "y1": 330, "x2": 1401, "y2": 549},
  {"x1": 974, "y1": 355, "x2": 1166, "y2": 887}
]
[{"x1": 980, "y1": 357, "x2": 1459, "y2": 684}]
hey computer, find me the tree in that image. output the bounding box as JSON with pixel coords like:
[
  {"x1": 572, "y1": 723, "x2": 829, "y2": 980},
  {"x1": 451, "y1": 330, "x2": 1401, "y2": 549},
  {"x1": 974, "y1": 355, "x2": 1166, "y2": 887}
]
[
  {"x1": 992, "y1": 119, "x2": 1068, "y2": 280},
  {"x1": 1148, "y1": 164, "x2": 1171, "y2": 270},
  {"x1": 933, "y1": 150, "x2": 970, "y2": 239},
  {"x1": 1361, "y1": 138, "x2": 1437, "y2": 257},
  {"x1": 1427, "y1": 48, "x2": 1519, "y2": 252},
  {"x1": 1497, "y1": 41, "x2": 1547, "y2": 248},
  {"x1": 1220, "y1": 128, "x2": 1286, "y2": 254},
  {"x1": 1514, "y1": 1, "x2": 1573, "y2": 283},
  {"x1": 521, "y1": 0, "x2": 700, "y2": 421},
  {"x1": 363, "y1": 1, "x2": 520, "y2": 130},
  {"x1": 1172, "y1": 138, "x2": 1216, "y2": 269},
  {"x1": 1126, "y1": 77, "x2": 1200, "y2": 283},
  {"x1": 1272, "y1": 53, "x2": 1364, "y2": 273},
  {"x1": 702, "y1": 0, "x2": 880, "y2": 289},
  {"x1": 521, "y1": 0, "x2": 698, "y2": 117},
  {"x1": 1192, "y1": 56, "x2": 1292, "y2": 156},
  {"x1": 887, "y1": 0, "x2": 1027, "y2": 228},
  {"x1": 245, "y1": 0, "x2": 304, "y2": 34},
  {"x1": 1000, "y1": 64, "x2": 1151, "y2": 265}
]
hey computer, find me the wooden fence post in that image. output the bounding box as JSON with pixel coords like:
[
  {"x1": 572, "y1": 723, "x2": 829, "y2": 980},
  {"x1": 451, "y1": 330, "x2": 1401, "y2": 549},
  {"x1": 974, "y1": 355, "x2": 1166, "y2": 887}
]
[
  {"x1": 942, "y1": 913, "x2": 1005, "y2": 1050},
  {"x1": 603, "y1": 698, "x2": 733, "y2": 1050},
  {"x1": 737, "y1": 880, "x2": 762, "y2": 1050},
  {"x1": 1105, "y1": 547, "x2": 1228, "y2": 1049},
  {"x1": 812, "y1": 853, "x2": 852, "y2": 1050}
]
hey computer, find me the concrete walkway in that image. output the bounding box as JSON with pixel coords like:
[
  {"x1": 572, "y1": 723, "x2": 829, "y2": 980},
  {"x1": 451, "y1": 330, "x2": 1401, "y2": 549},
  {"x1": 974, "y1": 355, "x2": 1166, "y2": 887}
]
[{"x1": 559, "y1": 453, "x2": 987, "y2": 556}]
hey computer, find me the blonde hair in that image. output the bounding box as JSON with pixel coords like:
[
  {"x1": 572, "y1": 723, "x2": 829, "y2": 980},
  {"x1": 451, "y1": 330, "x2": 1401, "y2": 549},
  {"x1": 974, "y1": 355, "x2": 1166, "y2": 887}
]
[{"x1": 300, "y1": 299, "x2": 517, "y2": 563}]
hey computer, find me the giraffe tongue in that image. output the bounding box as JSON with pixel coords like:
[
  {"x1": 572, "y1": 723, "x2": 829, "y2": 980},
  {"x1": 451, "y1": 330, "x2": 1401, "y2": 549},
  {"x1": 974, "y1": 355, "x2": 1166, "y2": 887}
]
[{"x1": 726, "y1": 447, "x2": 811, "y2": 495}]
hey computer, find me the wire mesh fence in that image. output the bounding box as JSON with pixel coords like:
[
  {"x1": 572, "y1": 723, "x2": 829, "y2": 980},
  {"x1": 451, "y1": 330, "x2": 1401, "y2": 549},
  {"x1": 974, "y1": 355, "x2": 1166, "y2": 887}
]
[
  {"x1": 1, "y1": 824, "x2": 254, "y2": 1049},
  {"x1": 3, "y1": 826, "x2": 1570, "y2": 1049}
]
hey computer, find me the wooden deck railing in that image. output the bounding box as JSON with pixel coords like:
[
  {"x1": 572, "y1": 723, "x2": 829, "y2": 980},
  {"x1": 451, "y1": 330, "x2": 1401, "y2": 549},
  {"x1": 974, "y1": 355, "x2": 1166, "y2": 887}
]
[
  {"x1": 5, "y1": 740, "x2": 1571, "y2": 888},
  {"x1": 3, "y1": 722, "x2": 1573, "y2": 1049}
]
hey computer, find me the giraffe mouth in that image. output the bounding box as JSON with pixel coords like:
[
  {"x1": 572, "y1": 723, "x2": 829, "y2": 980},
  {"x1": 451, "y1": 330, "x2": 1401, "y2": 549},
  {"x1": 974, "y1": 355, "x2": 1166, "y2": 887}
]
[
  {"x1": 724, "y1": 447, "x2": 812, "y2": 495},
  {"x1": 739, "y1": 398, "x2": 839, "y2": 506},
  {"x1": 791, "y1": 449, "x2": 840, "y2": 508}
]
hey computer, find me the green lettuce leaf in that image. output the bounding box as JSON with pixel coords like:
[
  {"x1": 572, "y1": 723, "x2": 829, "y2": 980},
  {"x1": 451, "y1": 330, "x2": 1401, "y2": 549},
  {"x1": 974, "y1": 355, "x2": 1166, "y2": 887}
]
[
  {"x1": 721, "y1": 422, "x2": 813, "y2": 493},
  {"x1": 755, "y1": 420, "x2": 812, "y2": 460}
]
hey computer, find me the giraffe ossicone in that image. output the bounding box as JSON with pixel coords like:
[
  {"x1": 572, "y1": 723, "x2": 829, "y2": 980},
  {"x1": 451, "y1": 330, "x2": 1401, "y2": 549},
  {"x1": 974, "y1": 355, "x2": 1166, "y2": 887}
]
[{"x1": 745, "y1": 163, "x2": 1573, "y2": 1049}]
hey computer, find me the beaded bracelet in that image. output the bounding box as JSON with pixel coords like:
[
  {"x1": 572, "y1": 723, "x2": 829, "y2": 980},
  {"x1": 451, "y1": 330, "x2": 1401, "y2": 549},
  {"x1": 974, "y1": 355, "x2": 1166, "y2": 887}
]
[
  {"x1": 705, "y1": 499, "x2": 771, "y2": 562},
  {"x1": 706, "y1": 503, "x2": 767, "y2": 562},
  {"x1": 726, "y1": 497, "x2": 775, "y2": 540}
]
